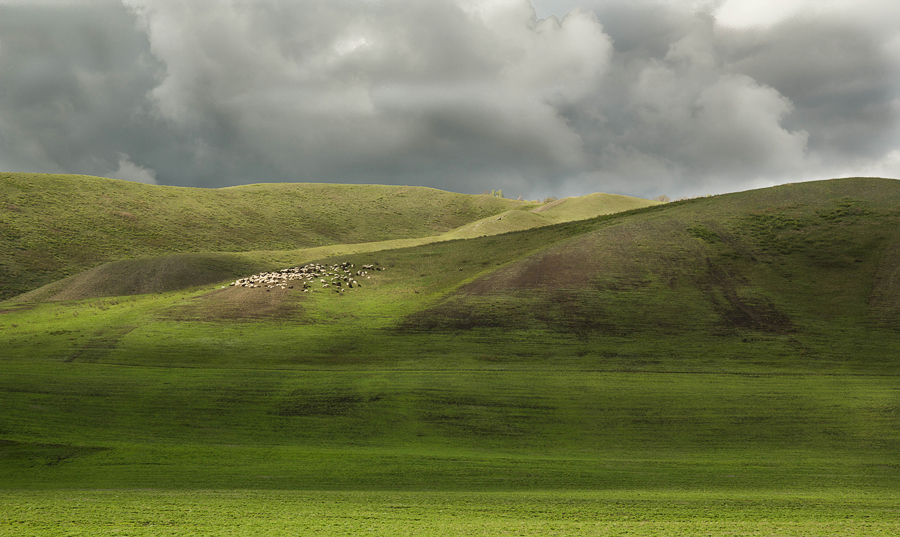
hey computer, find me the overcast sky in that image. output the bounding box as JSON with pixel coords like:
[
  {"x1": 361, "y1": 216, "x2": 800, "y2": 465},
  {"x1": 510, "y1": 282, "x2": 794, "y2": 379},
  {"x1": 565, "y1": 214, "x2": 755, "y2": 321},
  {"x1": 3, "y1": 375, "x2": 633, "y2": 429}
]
[{"x1": 1, "y1": 0, "x2": 898, "y2": 199}]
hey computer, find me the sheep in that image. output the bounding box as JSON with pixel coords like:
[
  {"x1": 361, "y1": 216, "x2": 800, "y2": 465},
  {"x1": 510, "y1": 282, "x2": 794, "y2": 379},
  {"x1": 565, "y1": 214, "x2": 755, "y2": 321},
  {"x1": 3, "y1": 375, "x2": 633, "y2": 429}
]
[{"x1": 232, "y1": 261, "x2": 381, "y2": 295}]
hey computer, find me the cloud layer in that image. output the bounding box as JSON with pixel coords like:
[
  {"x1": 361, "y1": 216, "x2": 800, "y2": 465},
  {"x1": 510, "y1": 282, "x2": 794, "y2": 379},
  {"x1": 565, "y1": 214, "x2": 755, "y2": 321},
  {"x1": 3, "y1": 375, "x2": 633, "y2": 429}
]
[{"x1": 1, "y1": 0, "x2": 898, "y2": 198}]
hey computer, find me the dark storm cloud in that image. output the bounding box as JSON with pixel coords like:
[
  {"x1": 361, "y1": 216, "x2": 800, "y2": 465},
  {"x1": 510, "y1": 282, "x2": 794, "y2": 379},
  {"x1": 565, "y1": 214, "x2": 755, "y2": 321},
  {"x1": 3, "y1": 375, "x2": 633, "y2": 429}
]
[
  {"x1": 0, "y1": 1, "x2": 164, "y2": 176},
  {"x1": 1, "y1": 0, "x2": 898, "y2": 199},
  {"x1": 118, "y1": 0, "x2": 612, "y2": 195}
]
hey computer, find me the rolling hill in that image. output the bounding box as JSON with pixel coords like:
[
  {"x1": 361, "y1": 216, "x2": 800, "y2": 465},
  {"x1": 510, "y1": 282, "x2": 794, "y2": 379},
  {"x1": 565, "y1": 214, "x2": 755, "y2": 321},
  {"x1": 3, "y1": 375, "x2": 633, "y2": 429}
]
[
  {"x1": 2, "y1": 173, "x2": 657, "y2": 301},
  {"x1": 4, "y1": 176, "x2": 899, "y2": 370},
  {"x1": 399, "y1": 177, "x2": 900, "y2": 370},
  {"x1": 2, "y1": 176, "x2": 899, "y2": 534},
  {"x1": 0, "y1": 173, "x2": 535, "y2": 300}
]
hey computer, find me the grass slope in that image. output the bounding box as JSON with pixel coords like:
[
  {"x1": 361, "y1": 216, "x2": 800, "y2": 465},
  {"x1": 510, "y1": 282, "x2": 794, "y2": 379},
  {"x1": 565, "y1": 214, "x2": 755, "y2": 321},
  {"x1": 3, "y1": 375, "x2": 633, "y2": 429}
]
[
  {"x1": 403, "y1": 177, "x2": 900, "y2": 371},
  {"x1": 2, "y1": 177, "x2": 899, "y2": 534},
  {"x1": 0, "y1": 173, "x2": 532, "y2": 300},
  {"x1": 12, "y1": 252, "x2": 270, "y2": 303},
  {"x1": 443, "y1": 192, "x2": 658, "y2": 239},
  {"x1": 9, "y1": 182, "x2": 656, "y2": 302}
]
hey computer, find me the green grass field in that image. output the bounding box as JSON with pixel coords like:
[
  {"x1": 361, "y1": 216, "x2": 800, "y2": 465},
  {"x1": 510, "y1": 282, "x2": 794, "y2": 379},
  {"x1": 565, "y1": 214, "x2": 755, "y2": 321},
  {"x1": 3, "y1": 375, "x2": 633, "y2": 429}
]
[
  {"x1": 2, "y1": 175, "x2": 899, "y2": 534},
  {"x1": 4, "y1": 489, "x2": 898, "y2": 536}
]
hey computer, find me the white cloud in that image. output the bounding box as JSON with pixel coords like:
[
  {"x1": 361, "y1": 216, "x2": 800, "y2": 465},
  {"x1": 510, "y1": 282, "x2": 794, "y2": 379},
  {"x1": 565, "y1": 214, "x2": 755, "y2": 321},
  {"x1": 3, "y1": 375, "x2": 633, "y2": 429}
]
[
  {"x1": 689, "y1": 74, "x2": 808, "y2": 174},
  {"x1": 109, "y1": 153, "x2": 158, "y2": 184},
  {"x1": 715, "y1": 0, "x2": 811, "y2": 28},
  {"x1": 715, "y1": 0, "x2": 900, "y2": 29},
  {"x1": 835, "y1": 149, "x2": 900, "y2": 180},
  {"x1": 0, "y1": 0, "x2": 97, "y2": 4}
]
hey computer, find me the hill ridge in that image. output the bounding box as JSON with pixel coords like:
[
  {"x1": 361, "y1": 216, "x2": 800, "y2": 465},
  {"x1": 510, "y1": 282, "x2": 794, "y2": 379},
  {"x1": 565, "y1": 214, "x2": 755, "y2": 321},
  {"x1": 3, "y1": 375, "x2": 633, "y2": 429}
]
[
  {"x1": 0, "y1": 173, "x2": 529, "y2": 299},
  {"x1": 3, "y1": 173, "x2": 657, "y2": 301}
]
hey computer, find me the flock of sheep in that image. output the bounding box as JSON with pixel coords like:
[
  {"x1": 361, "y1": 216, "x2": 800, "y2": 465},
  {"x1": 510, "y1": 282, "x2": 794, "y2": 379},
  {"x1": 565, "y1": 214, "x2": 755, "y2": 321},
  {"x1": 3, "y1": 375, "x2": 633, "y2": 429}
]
[{"x1": 230, "y1": 262, "x2": 384, "y2": 293}]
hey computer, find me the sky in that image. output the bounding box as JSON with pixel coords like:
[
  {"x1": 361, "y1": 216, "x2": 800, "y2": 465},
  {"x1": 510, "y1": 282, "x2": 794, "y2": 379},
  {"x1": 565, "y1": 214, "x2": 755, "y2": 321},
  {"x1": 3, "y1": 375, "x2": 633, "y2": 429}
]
[{"x1": 0, "y1": 0, "x2": 898, "y2": 200}]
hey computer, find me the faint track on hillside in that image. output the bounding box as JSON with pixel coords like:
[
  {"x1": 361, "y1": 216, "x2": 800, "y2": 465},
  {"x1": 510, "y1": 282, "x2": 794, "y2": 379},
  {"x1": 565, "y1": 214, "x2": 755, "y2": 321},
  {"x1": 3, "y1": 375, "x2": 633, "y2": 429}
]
[{"x1": 65, "y1": 325, "x2": 137, "y2": 362}]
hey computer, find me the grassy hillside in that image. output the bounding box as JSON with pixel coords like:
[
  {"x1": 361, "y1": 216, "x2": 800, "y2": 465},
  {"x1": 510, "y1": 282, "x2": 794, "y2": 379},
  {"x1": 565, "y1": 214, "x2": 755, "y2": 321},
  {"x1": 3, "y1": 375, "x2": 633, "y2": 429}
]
[
  {"x1": 443, "y1": 192, "x2": 659, "y2": 239},
  {"x1": 2, "y1": 177, "x2": 899, "y2": 534},
  {"x1": 0, "y1": 173, "x2": 533, "y2": 299},
  {"x1": 402, "y1": 177, "x2": 900, "y2": 371},
  {"x1": 6, "y1": 176, "x2": 656, "y2": 302},
  {"x1": 11, "y1": 252, "x2": 272, "y2": 303}
]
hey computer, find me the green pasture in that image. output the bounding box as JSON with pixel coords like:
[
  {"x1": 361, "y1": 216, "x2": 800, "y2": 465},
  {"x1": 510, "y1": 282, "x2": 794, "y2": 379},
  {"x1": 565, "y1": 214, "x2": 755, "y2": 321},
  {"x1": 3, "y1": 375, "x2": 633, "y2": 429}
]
[
  {"x1": 1, "y1": 338, "x2": 898, "y2": 533},
  {"x1": 1, "y1": 360, "x2": 898, "y2": 488},
  {"x1": 0, "y1": 354, "x2": 898, "y2": 534},
  {"x1": 2, "y1": 176, "x2": 900, "y2": 533},
  {"x1": 0, "y1": 174, "x2": 532, "y2": 299},
  {"x1": 3, "y1": 489, "x2": 899, "y2": 536},
  {"x1": 0, "y1": 173, "x2": 657, "y2": 300}
]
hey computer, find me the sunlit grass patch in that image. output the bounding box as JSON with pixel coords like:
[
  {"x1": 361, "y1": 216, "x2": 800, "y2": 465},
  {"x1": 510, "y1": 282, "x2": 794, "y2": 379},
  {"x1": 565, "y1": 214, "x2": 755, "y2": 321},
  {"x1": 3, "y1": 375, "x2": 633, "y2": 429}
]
[{"x1": 2, "y1": 489, "x2": 899, "y2": 536}]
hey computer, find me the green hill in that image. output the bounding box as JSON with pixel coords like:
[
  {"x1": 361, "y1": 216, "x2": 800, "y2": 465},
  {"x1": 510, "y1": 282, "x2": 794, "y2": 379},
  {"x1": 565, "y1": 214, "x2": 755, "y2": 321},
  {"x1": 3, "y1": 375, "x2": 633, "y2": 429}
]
[
  {"x1": 2, "y1": 177, "x2": 899, "y2": 534},
  {"x1": 11, "y1": 252, "x2": 270, "y2": 303},
  {"x1": 5, "y1": 175, "x2": 657, "y2": 302},
  {"x1": 442, "y1": 192, "x2": 659, "y2": 239},
  {"x1": 0, "y1": 173, "x2": 534, "y2": 300},
  {"x1": 402, "y1": 177, "x2": 900, "y2": 370},
  {"x1": 4, "y1": 176, "x2": 899, "y2": 368}
]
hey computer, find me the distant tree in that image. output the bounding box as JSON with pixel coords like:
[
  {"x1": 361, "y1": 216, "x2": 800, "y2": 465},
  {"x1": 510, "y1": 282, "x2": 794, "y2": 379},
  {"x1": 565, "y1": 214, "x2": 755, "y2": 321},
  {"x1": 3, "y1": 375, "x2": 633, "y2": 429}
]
[
  {"x1": 491, "y1": 189, "x2": 503, "y2": 198},
  {"x1": 653, "y1": 194, "x2": 671, "y2": 203},
  {"x1": 543, "y1": 196, "x2": 558, "y2": 203}
]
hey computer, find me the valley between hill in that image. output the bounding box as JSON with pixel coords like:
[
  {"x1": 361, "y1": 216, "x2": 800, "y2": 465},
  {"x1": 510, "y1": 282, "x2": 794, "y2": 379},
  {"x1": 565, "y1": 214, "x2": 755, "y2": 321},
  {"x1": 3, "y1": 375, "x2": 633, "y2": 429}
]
[{"x1": 1, "y1": 175, "x2": 899, "y2": 535}]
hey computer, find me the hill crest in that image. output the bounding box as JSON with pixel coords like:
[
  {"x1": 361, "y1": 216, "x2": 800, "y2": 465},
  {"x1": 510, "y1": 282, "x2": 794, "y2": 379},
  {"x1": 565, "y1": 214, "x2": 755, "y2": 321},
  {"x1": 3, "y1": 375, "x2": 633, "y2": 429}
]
[
  {"x1": 0, "y1": 173, "x2": 530, "y2": 299},
  {"x1": 3, "y1": 173, "x2": 657, "y2": 301}
]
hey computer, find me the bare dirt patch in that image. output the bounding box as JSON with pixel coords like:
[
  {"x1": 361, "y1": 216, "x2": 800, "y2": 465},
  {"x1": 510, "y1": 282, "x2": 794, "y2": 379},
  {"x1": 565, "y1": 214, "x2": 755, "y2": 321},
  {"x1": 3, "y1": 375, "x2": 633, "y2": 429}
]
[
  {"x1": 399, "y1": 229, "x2": 656, "y2": 334},
  {"x1": 704, "y1": 261, "x2": 793, "y2": 333},
  {"x1": 0, "y1": 305, "x2": 35, "y2": 314},
  {"x1": 20, "y1": 253, "x2": 263, "y2": 302},
  {"x1": 162, "y1": 286, "x2": 305, "y2": 322},
  {"x1": 869, "y1": 241, "x2": 900, "y2": 323},
  {"x1": 460, "y1": 243, "x2": 599, "y2": 295}
]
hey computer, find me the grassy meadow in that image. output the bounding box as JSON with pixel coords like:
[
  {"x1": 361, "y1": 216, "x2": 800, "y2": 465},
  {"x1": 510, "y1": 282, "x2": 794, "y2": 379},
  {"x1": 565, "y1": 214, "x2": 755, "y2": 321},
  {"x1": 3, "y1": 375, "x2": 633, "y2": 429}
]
[
  {"x1": 2, "y1": 174, "x2": 900, "y2": 534},
  {"x1": 0, "y1": 173, "x2": 654, "y2": 301},
  {"x1": 0, "y1": 173, "x2": 541, "y2": 300}
]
